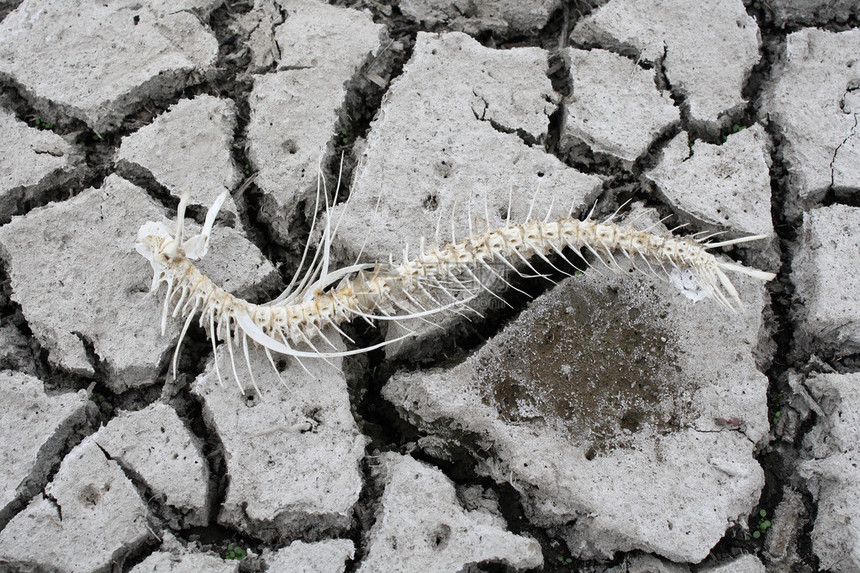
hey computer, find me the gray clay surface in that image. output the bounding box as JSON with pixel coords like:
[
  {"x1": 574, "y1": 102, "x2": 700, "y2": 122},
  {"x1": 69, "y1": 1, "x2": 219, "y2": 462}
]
[
  {"x1": 358, "y1": 452, "x2": 543, "y2": 572},
  {"x1": 192, "y1": 341, "x2": 366, "y2": 541},
  {"x1": 93, "y1": 403, "x2": 210, "y2": 529},
  {"x1": 0, "y1": 371, "x2": 89, "y2": 528},
  {"x1": 0, "y1": 175, "x2": 277, "y2": 391},
  {"x1": 571, "y1": 0, "x2": 760, "y2": 130},
  {"x1": 330, "y1": 31, "x2": 602, "y2": 264},
  {"x1": 760, "y1": 28, "x2": 860, "y2": 208},
  {"x1": 116, "y1": 94, "x2": 241, "y2": 216},
  {"x1": 262, "y1": 539, "x2": 354, "y2": 573},
  {"x1": 131, "y1": 552, "x2": 238, "y2": 573},
  {"x1": 0, "y1": 0, "x2": 856, "y2": 571},
  {"x1": 799, "y1": 372, "x2": 860, "y2": 572},
  {"x1": 246, "y1": 0, "x2": 386, "y2": 243},
  {"x1": 768, "y1": 0, "x2": 860, "y2": 26},
  {"x1": 562, "y1": 47, "x2": 679, "y2": 164},
  {"x1": 792, "y1": 204, "x2": 860, "y2": 358},
  {"x1": 0, "y1": 108, "x2": 83, "y2": 224},
  {"x1": 0, "y1": 0, "x2": 221, "y2": 132},
  {"x1": 400, "y1": 0, "x2": 560, "y2": 35},
  {"x1": 0, "y1": 438, "x2": 154, "y2": 572},
  {"x1": 384, "y1": 246, "x2": 770, "y2": 562},
  {"x1": 700, "y1": 554, "x2": 766, "y2": 573},
  {"x1": 646, "y1": 125, "x2": 774, "y2": 238}
]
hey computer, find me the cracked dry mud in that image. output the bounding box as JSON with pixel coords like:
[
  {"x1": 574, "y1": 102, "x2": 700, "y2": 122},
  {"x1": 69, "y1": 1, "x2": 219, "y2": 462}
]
[{"x1": 0, "y1": 0, "x2": 858, "y2": 572}]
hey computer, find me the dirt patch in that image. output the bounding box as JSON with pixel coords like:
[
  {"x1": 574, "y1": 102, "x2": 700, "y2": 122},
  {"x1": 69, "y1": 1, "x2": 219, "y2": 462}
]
[{"x1": 476, "y1": 276, "x2": 693, "y2": 454}]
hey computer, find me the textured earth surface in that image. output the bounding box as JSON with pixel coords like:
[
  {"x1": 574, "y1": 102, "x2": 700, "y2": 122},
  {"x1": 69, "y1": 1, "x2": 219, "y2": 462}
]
[{"x1": 0, "y1": 0, "x2": 857, "y2": 571}]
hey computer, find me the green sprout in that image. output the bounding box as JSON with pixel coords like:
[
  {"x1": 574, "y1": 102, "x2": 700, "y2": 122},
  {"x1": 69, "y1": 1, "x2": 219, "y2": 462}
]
[
  {"x1": 772, "y1": 392, "x2": 784, "y2": 426},
  {"x1": 751, "y1": 509, "x2": 772, "y2": 539},
  {"x1": 720, "y1": 124, "x2": 746, "y2": 144},
  {"x1": 32, "y1": 118, "x2": 54, "y2": 130},
  {"x1": 91, "y1": 393, "x2": 105, "y2": 404},
  {"x1": 557, "y1": 555, "x2": 573, "y2": 565},
  {"x1": 224, "y1": 543, "x2": 247, "y2": 560},
  {"x1": 336, "y1": 114, "x2": 362, "y2": 147}
]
